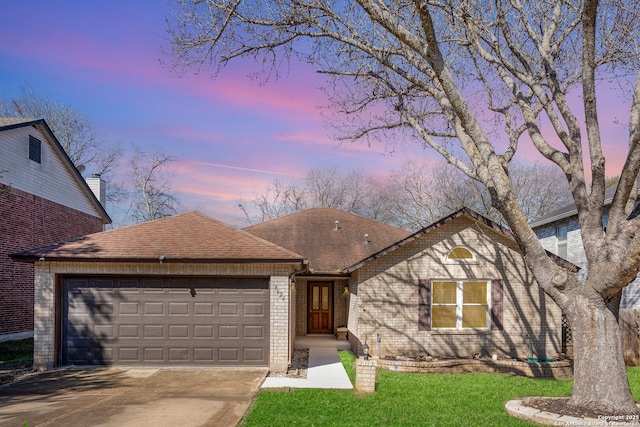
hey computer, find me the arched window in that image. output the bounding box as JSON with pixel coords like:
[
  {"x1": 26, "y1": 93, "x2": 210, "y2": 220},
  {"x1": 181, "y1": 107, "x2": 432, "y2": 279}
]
[{"x1": 447, "y1": 246, "x2": 474, "y2": 261}]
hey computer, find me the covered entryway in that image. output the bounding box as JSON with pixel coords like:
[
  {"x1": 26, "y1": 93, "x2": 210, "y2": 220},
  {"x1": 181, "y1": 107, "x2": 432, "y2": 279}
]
[
  {"x1": 62, "y1": 276, "x2": 269, "y2": 366},
  {"x1": 307, "y1": 281, "x2": 333, "y2": 334}
]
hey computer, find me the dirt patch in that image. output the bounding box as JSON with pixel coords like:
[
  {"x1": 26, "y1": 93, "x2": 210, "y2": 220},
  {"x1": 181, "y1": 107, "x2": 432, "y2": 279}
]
[{"x1": 268, "y1": 348, "x2": 309, "y2": 379}]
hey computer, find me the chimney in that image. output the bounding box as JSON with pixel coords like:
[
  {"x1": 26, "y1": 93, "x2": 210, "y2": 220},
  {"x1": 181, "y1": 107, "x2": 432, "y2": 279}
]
[
  {"x1": 365, "y1": 233, "x2": 369, "y2": 244},
  {"x1": 86, "y1": 173, "x2": 106, "y2": 207},
  {"x1": 335, "y1": 220, "x2": 339, "y2": 231}
]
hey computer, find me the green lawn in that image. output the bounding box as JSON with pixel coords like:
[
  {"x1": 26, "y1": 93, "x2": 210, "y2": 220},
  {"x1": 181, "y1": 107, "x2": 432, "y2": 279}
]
[
  {"x1": 241, "y1": 351, "x2": 640, "y2": 427},
  {"x1": 0, "y1": 338, "x2": 33, "y2": 368}
]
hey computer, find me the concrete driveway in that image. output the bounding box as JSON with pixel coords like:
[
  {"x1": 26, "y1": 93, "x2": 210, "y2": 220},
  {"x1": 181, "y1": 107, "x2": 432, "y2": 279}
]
[{"x1": 0, "y1": 367, "x2": 268, "y2": 427}]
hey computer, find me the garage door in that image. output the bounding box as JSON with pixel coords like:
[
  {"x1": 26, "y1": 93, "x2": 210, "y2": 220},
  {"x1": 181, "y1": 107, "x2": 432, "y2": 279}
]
[{"x1": 62, "y1": 276, "x2": 270, "y2": 366}]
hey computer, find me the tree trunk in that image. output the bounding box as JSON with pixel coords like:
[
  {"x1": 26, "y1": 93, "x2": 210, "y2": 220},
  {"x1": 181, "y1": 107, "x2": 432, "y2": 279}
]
[{"x1": 566, "y1": 292, "x2": 638, "y2": 414}]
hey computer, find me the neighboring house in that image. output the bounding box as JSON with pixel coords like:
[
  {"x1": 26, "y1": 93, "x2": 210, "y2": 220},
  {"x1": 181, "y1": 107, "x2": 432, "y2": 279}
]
[
  {"x1": 531, "y1": 187, "x2": 640, "y2": 362},
  {"x1": 531, "y1": 186, "x2": 640, "y2": 309},
  {"x1": 0, "y1": 118, "x2": 111, "y2": 341},
  {"x1": 12, "y1": 208, "x2": 567, "y2": 371}
]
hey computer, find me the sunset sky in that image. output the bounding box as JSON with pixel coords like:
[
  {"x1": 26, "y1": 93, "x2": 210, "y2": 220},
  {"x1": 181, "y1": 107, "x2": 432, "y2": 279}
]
[{"x1": 0, "y1": 1, "x2": 632, "y2": 227}]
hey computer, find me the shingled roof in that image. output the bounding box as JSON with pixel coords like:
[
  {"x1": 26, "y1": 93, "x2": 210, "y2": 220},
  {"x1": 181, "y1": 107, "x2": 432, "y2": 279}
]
[
  {"x1": 11, "y1": 211, "x2": 305, "y2": 264},
  {"x1": 244, "y1": 208, "x2": 411, "y2": 274}
]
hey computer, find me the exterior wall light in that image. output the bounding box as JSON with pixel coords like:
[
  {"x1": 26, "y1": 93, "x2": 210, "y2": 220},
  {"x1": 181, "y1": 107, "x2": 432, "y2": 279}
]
[{"x1": 362, "y1": 342, "x2": 370, "y2": 360}]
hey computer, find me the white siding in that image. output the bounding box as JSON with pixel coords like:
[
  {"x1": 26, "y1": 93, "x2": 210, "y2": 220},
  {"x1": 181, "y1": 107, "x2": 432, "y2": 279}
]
[
  {"x1": 0, "y1": 126, "x2": 100, "y2": 218},
  {"x1": 534, "y1": 217, "x2": 640, "y2": 309}
]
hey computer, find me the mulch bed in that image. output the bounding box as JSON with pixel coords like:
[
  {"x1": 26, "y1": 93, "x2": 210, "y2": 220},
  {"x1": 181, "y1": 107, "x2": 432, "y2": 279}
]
[
  {"x1": 523, "y1": 397, "x2": 640, "y2": 419},
  {"x1": 0, "y1": 361, "x2": 36, "y2": 386},
  {"x1": 268, "y1": 348, "x2": 309, "y2": 379}
]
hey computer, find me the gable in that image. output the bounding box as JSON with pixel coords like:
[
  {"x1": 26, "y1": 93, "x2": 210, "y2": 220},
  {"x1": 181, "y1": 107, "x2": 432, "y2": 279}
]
[
  {"x1": 0, "y1": 122, "x2": 108, "y2": 222},
  {"x1": 354, "y1": 215, "x2": 528, "y2": 284}
]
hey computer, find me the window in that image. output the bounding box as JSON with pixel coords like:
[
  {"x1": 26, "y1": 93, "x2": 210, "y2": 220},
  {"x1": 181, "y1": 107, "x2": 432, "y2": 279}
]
[
  {"x1": 431, "y1": 280, "x2": 489, "y2": 329},
  {"x1": 445, "y1": 246, "x2": 477, "y2": 264},
  {"x1": 556, "y1": 224, "x2": 568, "y2": 258},
  {"x1": 29, "y1": 136, "x2": 41, "y2": 164},
  {"x1": 419, "y1": 279, "x2": 502, "y2": 332},
  {"x1": 447, "y1": 247, "x2": 474, "y2": 260}
]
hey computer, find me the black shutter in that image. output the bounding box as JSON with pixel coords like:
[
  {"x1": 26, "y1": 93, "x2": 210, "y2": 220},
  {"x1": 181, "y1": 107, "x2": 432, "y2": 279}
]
[
  {"x1": 491, "y1": 279, "x2": 504, "y2": 330},
  {"x1": 418, "y1": 279, "x2": 431, "y2": 331},
  {"x1": 29, "y1": 136, "x2": 41, "y2": 163}
]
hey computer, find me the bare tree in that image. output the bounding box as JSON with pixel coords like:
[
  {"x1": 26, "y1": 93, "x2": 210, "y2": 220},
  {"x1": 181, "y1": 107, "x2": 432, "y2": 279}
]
[
  {"x1": 384, "y1": 159, "x2": 570, "y2": 230},
  {"x1": 127, "y1": 149, "x2": 181, "y2": 222},
  {"x1": 239, "y1": 167, "x2": 375, "y2": 223},
  {"x1": 168, "y1": 0, "x2": 640, "y2": 413}
]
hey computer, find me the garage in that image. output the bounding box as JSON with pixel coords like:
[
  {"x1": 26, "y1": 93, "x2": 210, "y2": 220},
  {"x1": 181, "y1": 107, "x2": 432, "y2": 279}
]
[
  {"x1": 62, "y1": 276, "x2": 270, "y2": 366},
  {"x1": 11, "y1": 212, "x2": 306, "y2": 371}
]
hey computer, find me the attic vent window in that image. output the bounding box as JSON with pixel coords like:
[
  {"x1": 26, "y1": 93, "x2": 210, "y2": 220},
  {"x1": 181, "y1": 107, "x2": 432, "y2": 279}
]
[
  {"x1": 447, "y1": 247, "x2": 474, "y2": 260},
  {"x1": 29, "y1": 136, "x2": 42, "y2": 164}
]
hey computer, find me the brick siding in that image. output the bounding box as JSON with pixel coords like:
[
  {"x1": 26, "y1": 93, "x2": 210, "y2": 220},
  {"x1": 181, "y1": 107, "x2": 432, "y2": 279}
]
[
  {"x1": 0, "y1": 185, "x2": 103, "y2": 335},
  {"x1": 347, "y1": 216, "x2": 563, "y2": 360}
]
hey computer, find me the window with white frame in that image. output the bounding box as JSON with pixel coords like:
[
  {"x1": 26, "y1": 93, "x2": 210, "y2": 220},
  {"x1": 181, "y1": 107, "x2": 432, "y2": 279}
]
[
  {"x1": 431, "y1": 280, "x2": 490, "y2": 329},
  {"x1": 556, "y1": 224, "x2": 568, "y2": 258}
]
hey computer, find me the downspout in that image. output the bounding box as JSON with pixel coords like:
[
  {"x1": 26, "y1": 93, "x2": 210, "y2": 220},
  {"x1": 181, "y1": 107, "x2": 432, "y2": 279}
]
[{"x1": 288, "y1": 259, "x2": 310, "y2": 367}]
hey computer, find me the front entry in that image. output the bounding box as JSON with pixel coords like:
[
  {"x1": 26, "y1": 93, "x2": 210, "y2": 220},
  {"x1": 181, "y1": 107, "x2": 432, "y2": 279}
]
[{"x1": 307, "y1": 282, "x2": 333, "y2": 334}]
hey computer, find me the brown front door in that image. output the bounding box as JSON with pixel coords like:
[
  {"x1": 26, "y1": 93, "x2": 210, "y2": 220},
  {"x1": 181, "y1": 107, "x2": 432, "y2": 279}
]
[{"x1": 308, "y1": 282, "x2": 333, "y2": 334}]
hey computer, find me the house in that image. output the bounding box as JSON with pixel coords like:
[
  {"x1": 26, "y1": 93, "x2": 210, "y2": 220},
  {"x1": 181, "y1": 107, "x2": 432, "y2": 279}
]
[
  {"x1": 12, "y1": 208, "x2": 565, "y2": 372},
  {"x1": 531, "y1": 187, "x2": 640, "y2": 362},
  {"x1": 0, "y1": 118, "x2": 111, "y2": 341},
  {"x1": 247, "y1": 208, "x2": 565, "y2": 360}
]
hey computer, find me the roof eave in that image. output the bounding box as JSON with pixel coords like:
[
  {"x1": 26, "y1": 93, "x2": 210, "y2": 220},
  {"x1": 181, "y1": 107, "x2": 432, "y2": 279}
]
[{"x1": 11, "y1": 255, "x2": 307, "y2": 265}]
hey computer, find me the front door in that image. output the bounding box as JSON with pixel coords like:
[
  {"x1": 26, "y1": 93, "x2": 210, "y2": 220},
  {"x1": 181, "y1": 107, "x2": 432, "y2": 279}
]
[{"x1": 308, "y1": 282, "x2": 333, "y2": 334}]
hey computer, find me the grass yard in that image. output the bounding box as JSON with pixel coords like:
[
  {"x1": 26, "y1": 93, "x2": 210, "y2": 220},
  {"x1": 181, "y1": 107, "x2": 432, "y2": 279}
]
[
  {"x1": 241, "y1": 351, "x2": 640, "y2": 427},
  {"x1": 0, "y1": 338, "x2": 33, "y2": 368}
]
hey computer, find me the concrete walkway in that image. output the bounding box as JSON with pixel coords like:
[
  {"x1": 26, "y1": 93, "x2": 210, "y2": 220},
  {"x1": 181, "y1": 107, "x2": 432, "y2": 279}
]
[{"x1": 262, "y1": 335, "x2": 353, "y2": 389}]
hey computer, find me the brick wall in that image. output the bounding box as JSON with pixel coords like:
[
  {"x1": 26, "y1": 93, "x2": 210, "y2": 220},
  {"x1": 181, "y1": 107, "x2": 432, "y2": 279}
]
[
  {"x1": 348, "y1": 216, "x2": 563, "y2": 360},
  {"x1": 0, "y1": 185, "x2": 103, "y2": 335}
]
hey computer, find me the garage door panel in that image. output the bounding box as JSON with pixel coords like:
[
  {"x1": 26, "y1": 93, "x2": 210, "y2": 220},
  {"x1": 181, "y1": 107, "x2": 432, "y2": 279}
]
[
  {"x1": 244, "y1": 325, "x2": 266, "y2": 339},
  {"x1": 144, "y1": 325, "x2": 164, "y2": 338},
  {"x1": 194, "y1": 348, "x2": 214, "y2": 361},
  {"x1": 244, "y1": 348, "x2": 266, "y2": 362},
  {"x1": 144, "y1": 302, "x2": 164, "y2": 315},
  {"x1": 194, "y1": 303, "x2": 214, "y2": 315},
  {"x1": 194, "y1": 325, "x2": 214, "y2": 338},
  {"x1": 62, "y1": 276, "x2": 269, "y2": 366}
]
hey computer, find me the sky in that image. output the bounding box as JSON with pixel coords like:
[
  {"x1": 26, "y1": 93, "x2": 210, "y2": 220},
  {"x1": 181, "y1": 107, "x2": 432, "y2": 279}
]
[{"x1": 0, "y1": 1, "x2": 633, "y2": 227}]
